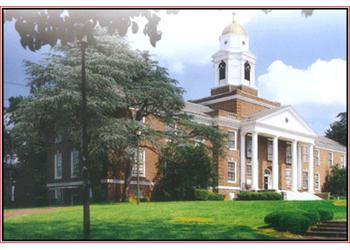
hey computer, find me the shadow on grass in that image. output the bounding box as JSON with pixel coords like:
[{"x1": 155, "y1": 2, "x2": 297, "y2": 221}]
[{"x1": 4, "y1": 219, "x2": 273, "y2": 241}]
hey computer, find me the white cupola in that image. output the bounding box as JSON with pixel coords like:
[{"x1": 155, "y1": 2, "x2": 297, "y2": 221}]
[{"x1": 212, "y1": 13, "x2": 257, "y2": 89}]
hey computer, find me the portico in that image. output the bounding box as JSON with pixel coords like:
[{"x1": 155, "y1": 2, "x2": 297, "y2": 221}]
[{"x1": 240, "y1": 106, "x2": 318, "y2": 193}]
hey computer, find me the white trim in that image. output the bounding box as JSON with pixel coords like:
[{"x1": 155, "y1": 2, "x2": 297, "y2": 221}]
[
  {"x1": 197, "y1": 94, "x2": 276, "y2": 109},
  {"x1": 327, "y1": 151, "x2": 334, "y2": 166},
  {"x1": 227, "y1": 160, "x2": 237, "y2": 183},
  {"x1": 100, "y1": 179, "x2": 153, "y2": 186},
  {"x1": 54, "y1": 151, "x2": 62, "y2": 180},
  {"x1": 228, "y1": 130, "x2": 237, "y2": 151},
  {"x1": 217, "y1": 186, "x2": 241, "y2": 190},
  {"x1": 213, "y1": 116, "x2": 241, "y2": 129},
  {"x1": 47, "y1": 181, "x2": 83, "y2": 188},
  {"x1": 314, "y1": 173, "x2": 321, "y2": 191},
  {"x1": 315, "y1": 146, "x2": 346, "y2": 154},
  {"x1": 70, "y1": 150, "x2": 79, "y2": 178},
  {"x1": 314, "y1": 149, "x2": 321, "y2": 166}
]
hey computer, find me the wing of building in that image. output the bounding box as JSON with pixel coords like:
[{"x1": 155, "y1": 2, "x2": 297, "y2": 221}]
[{"x1": 46, "y1": 17, "x2": 347, "y2": 204}]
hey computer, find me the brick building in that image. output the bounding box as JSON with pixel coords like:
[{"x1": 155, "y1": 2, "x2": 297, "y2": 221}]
[{"x1": 47, "y1": 17, "x2": 346, "y2": 204}]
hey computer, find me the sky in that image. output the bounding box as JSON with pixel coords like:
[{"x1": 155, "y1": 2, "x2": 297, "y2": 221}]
[{"x1": 3, "y1": 9, "x2": 347, "y2": 135}]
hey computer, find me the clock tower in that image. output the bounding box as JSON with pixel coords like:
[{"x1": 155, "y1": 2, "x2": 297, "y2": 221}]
[{"x1": 212, "y1": 14, "x2": 257, "y2": 90}]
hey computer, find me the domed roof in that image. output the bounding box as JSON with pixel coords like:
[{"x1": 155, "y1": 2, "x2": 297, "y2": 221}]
[{"x1": 222, "y1": 21, "x2": 248, "y2": 36}]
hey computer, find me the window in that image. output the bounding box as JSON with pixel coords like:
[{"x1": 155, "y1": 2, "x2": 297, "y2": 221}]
[
  {"x1": 244, "y1": 61, "x2": 251, "y2": 81},
  {"x1": 314, "y1": 173, "x2": 320, "y2": 191},
  {"x1": 285, "y1": 169, "x2": 292, "y2": 190},
  {"x1": 285, "y1": 143, "x2": 292, "y2": 164},
  {"x1": 302, "y1": 171, "x2": 308, "y2": 190},
  {"x1": 55, "y1": 134, "x2": 62, "y2": 144},
  {"x1": 267, "y1": 140, "x2": 273, "y2": 161},
  {"x1": 132, "y1": 149, "x2": 145, "y2": 177},
  {"x1": 246, "y1": 163, "x2": 252, "y2": 181},
  {"x1": 246, "y1": 135, "x2": 252, "y2": 158},
  {"x1": 54, "y1": 151, "x2": 62, "y2": 179},
  {"x1": 228, "y1": 161, "x2": 236, "y2": 182},
  {"x1": 228, "y1": 131, "x2": 237, "y2": 150},
  {"x1": 303, "y1": 146, "x2": 310, "y2": 163},
  {"x1": 327, "y1": 152, "x2": 333, "y2": 167},
  {"x1": 314, "y1": 149, "x2": 320, "y2": 166},
  {"x1": 219, "y1": 61, "x2": 226, "y2": 80},
  {"x1": 341, "y1": 155, "x2": 346, "y2": 168},
  {"x1": 70, "y1": 150, "x2": 79, "y2": 178},
  {"x1": 54, "y1": 189, "x2": 63, "y2": 203}
]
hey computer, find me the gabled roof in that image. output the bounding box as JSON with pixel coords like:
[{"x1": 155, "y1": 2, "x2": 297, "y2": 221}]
[
  {"x1": 315, "y1": 136, "x2": 346, "y2": 152},
  {"x1": 244, "y1": 105, "x2": 318, "y2": 138}
]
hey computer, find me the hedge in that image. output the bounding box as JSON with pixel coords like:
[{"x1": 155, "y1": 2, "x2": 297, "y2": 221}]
[
  {"x1": 276, "y1": 213, "x2": 312, "y2": 234},
  {"x1": 194, "y1": 189, "x2": 225, "y2": 201},
  {"x1": 237, "y1": 191, "x2": 282, "y2": 200},
  {"x1": 264, "y1": 208, "x2": 334, "y2": 234},
  {"x1": 316, "y1": 209, "x2": 334, "y2": 221}
]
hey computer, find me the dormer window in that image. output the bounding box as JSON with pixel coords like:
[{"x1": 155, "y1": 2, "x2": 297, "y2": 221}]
[
  {"x1": 244, "y1": 61, "x2": 251, "y2": 81},
  {"x1": 219, "y1": 61, "x2": 226, "y2": 80}
]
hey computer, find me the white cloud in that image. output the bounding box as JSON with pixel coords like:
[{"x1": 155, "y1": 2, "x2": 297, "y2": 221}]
[
  {"x1": 126, "y1": 10, "x2": 259, "y2": 72},
  {"x1": 258, "y1": 59, "x2": 346, "y2": 106}
]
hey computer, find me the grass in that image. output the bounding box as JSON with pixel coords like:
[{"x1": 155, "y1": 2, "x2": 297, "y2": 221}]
[{"x1": 3, "y1": 200, "x2": 347, "y2": 240}]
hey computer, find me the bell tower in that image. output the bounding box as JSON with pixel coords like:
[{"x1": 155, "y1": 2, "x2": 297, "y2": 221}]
[{"x1": 212, "y1": 13, "x2": 257, "y2": 90}]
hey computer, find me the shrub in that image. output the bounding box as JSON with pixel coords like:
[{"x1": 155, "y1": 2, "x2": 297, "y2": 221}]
[
  {"x1": 194, "y1": 189, "x2": 209, "y2": 201},
  {"x1": 238, "y1": 191, "x2": 282, "y2": 200},
  {"x1": 207, "y1": 192, "x2": 225, "y2": 200},
  {"x1": 276, "y1": 213, "x2": 312, "y2": 234},
  {"x1": 264, "y1": 211, "x2": 293, "y2": 225},
  {"x1": 303, "y1": 211, "x2": 321, "y2": 224},
  {"x1": 316, "y1": 209, "x2": 334, "y2": 221}
]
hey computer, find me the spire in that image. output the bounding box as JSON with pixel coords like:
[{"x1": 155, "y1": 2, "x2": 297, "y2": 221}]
[{"x1": 232, "y1": 12, "x2": 236, "y2": 23}]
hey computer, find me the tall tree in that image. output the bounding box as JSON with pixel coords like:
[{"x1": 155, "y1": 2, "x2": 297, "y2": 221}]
[
  {"x1": 325, "y1": 112, "x2": 347, "y2": 145},
  {"x1": 5, "y1": 9, "x2": 176, "y2": 239}
]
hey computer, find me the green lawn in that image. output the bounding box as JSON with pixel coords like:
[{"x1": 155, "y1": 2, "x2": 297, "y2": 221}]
[{"x1": 3, "y1": 200, "x2": 347, "y2": 240}]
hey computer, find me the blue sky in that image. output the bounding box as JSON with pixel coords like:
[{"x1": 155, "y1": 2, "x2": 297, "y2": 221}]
[{"x1": 3, "y1": 9, "x2": 347, "y2": 135}]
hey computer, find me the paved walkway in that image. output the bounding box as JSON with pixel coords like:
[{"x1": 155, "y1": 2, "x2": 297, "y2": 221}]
[{"x1": 4, "y1": 207, "x2": 62, "y2": 219}]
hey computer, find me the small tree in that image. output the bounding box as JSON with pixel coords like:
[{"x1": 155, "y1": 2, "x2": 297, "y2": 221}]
[
  {"x1": 322, "y1": 164, "x2": 346, "y2": 196},
  {"x1": 325, "y1": 112, "x2": 347, "y2": 146},
  {"x1": 152, "y1": 143, "x2": 218, "y2": 201}
]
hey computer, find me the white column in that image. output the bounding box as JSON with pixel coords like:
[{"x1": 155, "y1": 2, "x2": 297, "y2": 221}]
[
  {"x1": 251, "y1": 132, "x2": 259, "y2": 190},
  {"x1": 297, "y1": 143, "x2": 302, "y2": 189},
  {"x1": 292, "y1": 140, "x2": 298, "y2": 192},
  {"x1": 240, "y1": 132, "x2": 246, "y2": 190},
  {"x1": 308, "y1": 144, "x2": 314, "y2": 193},
  {"x1": 272, "y1": 136, "x2": 279, "y2": 190}
]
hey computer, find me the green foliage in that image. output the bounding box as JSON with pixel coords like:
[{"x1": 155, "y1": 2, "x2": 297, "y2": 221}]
[
  {"x1": 322, "y1": 165, "x2": 346, "y2": 196},
  {"x1": 275, "y1": 213, "x2": 311, "y2": 234},
  {"x1": 264, "y1": 211, "x2": 292, "y2": 225},
  {"x1": 325, "y1": 112, "x2": 346, "y2": 145},
  {"x1": 194, "y1": 189, "x2": 225, "y2": 201},
  {"x1": 152, "y1": 144, "x2": 217, "y2": 201},
  {"x1": 207, "y1": 192, "x2": 225, "y2": 200},
  {"x1": 316, "y1": 208, "x2": 334, "y2": 221},
  {"x1": 302, "y1": 211, "x2": 321, "y2": 224},
  {"x1": 194, "y1": 189, "x2": 209, "y2": 201},
  {"x1": 237, "y1": 192, "x2": 282, "y2": 200}
]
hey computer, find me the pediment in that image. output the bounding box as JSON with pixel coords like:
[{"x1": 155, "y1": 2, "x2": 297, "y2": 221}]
[{"x1": 255, "y1": 106, "x2": 317, "y2": 137}]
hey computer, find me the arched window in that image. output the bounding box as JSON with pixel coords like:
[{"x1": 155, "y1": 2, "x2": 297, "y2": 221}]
[
  {"x1": 244, "y1": 61, "x2": 251, "y2": 81},
  {"x1": 219, "y1": 61, "x2": 226, "y2": 80}
]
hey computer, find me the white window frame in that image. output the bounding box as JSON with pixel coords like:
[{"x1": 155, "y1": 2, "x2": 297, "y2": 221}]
[
  {"x1": 54, "y1": 189, "x2": 63, "y2": 202},
  {"x1": 228, "y1": 130, "x2": 237, "y2": 150},
  {"x1": 314, "y1": 149, "x2": 320, "y2": 166},
  {"x1": 314, "y1": 173, "x2": 320, "y2": 191},
  {"x1": 285, "y1": 143, "x2": 292, "y2": 165},
  {"x1": 70, "y1": 150, "x2": 79, "y2": 178},
  {"x1": 327, "y1": 152, "x2": 334, "y2": 167},
  {"x1": 246, "y1": 135, "x2": 252, "y2": 158},
  {"x1": 227, "y1": 160, "x2": 237, "y2": 183},
  {"x1": 267, "y1": 139, "x2": 273, "y2": 161},
  {"x1": 303, "y1": 146, "x2": 310, "y2": 163},
  {"x1": 132, "y1": 149, "x2": 146, "y2": 177},
  {"x1": 54, "y1": 151, "x2": 62, "y2": 179},
  {"x1": 302, "y1": 171, "x2": 308, "y2": 190},
  {"x1": 340, "y1": 155, "x2": 346, "y2": 168},
  {"x1": 285, "y1": 168, "x2": 292, "y2": 190}
]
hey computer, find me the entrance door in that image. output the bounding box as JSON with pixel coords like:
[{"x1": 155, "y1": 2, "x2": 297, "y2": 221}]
[{"x1": 264, "y1": 168, "x2": 272, "y2": 190}]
